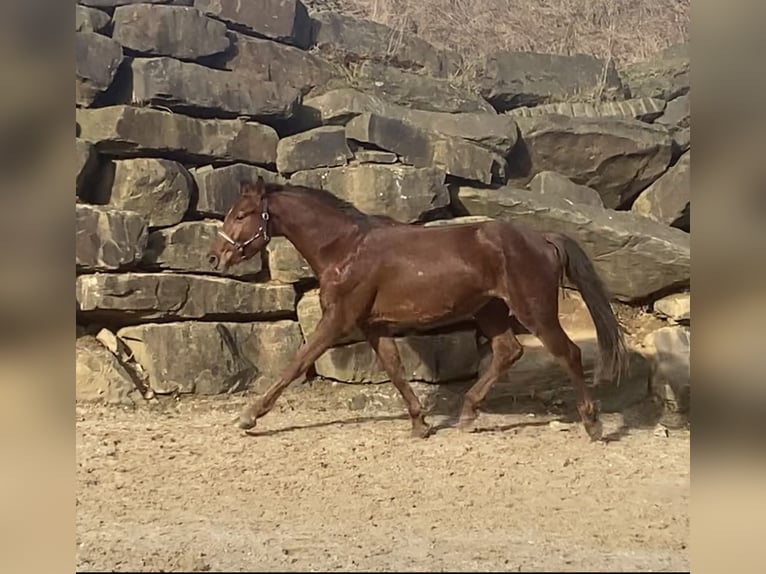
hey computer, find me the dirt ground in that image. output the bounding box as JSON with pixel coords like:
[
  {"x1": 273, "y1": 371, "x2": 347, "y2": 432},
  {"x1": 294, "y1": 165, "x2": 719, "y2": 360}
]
[{"x1": 76, "y1": 388, "x2": 689, "y2": 572}]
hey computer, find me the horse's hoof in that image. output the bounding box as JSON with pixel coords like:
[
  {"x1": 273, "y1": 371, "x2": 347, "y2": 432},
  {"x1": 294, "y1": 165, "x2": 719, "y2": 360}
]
[
  {"x1": 457, "y1": 416, "x2": 477, "y2": 434},
  {"x1": 411, "y1": 423, "x2": 432, "y2": 439},
  {"x1": 238, "y1": 414, "x2": 257, "y2": 430},
  {"x1": 584, "y1": 418, "x2": 603, "y2": 442}
]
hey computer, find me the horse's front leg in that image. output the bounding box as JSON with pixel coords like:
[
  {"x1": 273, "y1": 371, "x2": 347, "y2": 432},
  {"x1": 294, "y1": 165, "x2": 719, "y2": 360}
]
[{"x1": 237, "y1": 308, "x2": 345, "y2": 430}]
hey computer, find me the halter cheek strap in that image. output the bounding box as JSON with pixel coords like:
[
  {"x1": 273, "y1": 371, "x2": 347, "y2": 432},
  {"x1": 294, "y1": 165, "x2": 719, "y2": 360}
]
[{"x1": 217, "y1": 200, "x2": 270, "y2": 256}]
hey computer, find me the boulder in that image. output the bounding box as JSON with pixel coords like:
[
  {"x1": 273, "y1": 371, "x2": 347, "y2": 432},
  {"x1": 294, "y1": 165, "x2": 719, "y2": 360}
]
[
  {"x1": 653, "y1": 293, "x2": 690, "y2": 325},
  {"x1": 142, "y1": 220, "x2": 263, "y2": 277},
  {"x1": 477, "y1": 50, "x2": 626, "y2": 112},
  {"x1": 76, "y1": 138, "x2": 99, "y2": 200},
  {"x1": 191, "y1": 164, "x2": 285, "y2": 217},
  {"x1": 296, "y1": 289, "x2": 364, "y2": 346},
  {"x1": 314, "y1": 331, "x2": 479, "y2": 383},
  {"x1": 276, "y1": 126, "x2": 353, "y2": 174},
  {"x1": 224, "y1": 33, "x2": 343, "y2": 96},
  {"x1": 76, "y1": 273, "x2": 295, "y2": 322},
  {"x1": 346, "y1": 113, "x2": 507, "y2": 185},
  {"x1": 290, "y1": 164, "x2": 448, "y2": 223},
  {"x1": 351, "y1": 61, "x2": 494, "y2": 113},
  {"x1": 130, "y1": 57, "x2": 301, "y2": 122},
  {"x1": 194, "y1": 0, "x2": 313, "y2": 49},
  {"x1": 353, "y1": 149, "x2": 397, "y2": 164},
  {"x1": 117, "y1": 320, "x2": 303, "y2": 394},
  {"x1": 511, "y1": 114, "x2": 673, "y2": 208},
  {"x1": 311, "y1": 12, "x2": 453, "y2": 77},
  {"x1": 76, "y1": 5, "x2": 111, "y2": 33},
  {"x1": 81, "y1": 1, "x2": 186, "y2": 6},
  {"x1": 632, "y1": 151, "x2": 690, "y2": 231},
  {"x1": 76, "y1": 204, "x2": 148, "y2": 271},
  {"x1": 266, "y1": 237, "x2": 314, "y2": 283},
  {"x1": 622, "y1": 43, "x2": 690, "y2": 101},
  {"x1": 112, "y1": 4, "x2": 230, "y2": 61},
  {"x1": 656, "y1": 93, "x2": 690, "y2": 130},
  {"x1": 76, "y1": 335, "x2": 139, "y2": 405},
  {"x1": 300, "y1": 88, "x2": 518, "y2": 154},
  {"x1": 456, "y1": 185, "x2": 690, "y2": 302},
  {"x1": 75, "y1": 32, "x2": 124, "y2": 106},
  {"x1": 93, "y1": 158, "x2": 193, "y2": 228},
  {"x1": 507, "y1": 97, "x2": 665, "y2": 122},
  {"x1": 527, "y1": 171, "x2": 604, "y2": 208},
  {"x1": 76, "y1": 105, "x2": 279, "y2": 165},
  {"x1": 644, "y1": 326, "x2": 690, "y2": 413}
]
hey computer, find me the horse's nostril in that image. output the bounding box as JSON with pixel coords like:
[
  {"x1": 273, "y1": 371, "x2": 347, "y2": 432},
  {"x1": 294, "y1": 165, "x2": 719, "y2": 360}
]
[{"x1": 208, "y1": 255, "x2": 218, "y2": 267}]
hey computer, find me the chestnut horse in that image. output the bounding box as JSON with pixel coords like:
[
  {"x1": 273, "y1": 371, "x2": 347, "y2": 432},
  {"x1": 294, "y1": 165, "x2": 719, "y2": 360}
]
[{"x1": 208, "y1": 177, "x2": 627, "y2": 440}]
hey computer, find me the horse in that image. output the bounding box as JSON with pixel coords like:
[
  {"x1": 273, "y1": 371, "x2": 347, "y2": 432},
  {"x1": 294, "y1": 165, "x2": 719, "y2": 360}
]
[{"x1": 208, "y1": 176, "x2": 627, "y2": 440}]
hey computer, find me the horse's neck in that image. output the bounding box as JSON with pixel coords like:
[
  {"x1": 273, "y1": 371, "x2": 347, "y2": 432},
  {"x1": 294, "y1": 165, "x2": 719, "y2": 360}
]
[{"x1": 269, "y1": 193, "x2": 363, "y2": 276}]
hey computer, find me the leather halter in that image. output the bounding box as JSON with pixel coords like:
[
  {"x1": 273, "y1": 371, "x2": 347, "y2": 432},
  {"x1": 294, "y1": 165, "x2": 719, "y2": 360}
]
[{"x1": 217, "y1": 198, "x2": 270, "y2": 256}]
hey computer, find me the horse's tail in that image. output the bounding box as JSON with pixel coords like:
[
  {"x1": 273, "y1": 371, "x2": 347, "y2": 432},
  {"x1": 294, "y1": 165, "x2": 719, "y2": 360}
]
[{"x1": 547, "y1": 233, "x2": 628, "y2": 385}]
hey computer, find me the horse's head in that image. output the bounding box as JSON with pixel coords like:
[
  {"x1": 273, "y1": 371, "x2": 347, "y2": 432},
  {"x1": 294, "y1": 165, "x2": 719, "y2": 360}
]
[{"x1": 208, "y1": 176, "x2": 271, "y2": 271}]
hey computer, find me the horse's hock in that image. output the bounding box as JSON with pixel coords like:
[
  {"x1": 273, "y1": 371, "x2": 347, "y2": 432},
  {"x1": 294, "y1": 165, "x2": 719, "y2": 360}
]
[{"x1": 75, "y1": 1, "x2": 690, "y2": 423}]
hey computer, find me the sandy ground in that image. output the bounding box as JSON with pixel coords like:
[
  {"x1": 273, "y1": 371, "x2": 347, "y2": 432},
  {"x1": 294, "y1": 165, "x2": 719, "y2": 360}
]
[{"x1": 76, "y1": 389, "x2": 689, "y2": 572}]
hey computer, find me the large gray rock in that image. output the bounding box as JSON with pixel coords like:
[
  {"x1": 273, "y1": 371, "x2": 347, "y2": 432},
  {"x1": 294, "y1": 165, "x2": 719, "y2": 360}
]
[
  {"x1": 76, "y1": 273, "x2": 296, "y2": 322},
  {"x1": 76, "y1": 106, "x2": 279, "y2": 165},
  {"x1": 622, "y1": 43, "x2": 690, "y2": 101},
  {"x1": 346, "y1": 113, "x2": 507, "y2": 185},
  {"x1": 353, "y1": 149, "x2": 398, "y2": 164},
  {"x1": 190, "y1": 164, "x2": 285, "y2": 217},
  {"x1": 112, "y1": 5, "x2": 230, "y2": 61},
  {"x1": 644, "y1": 325, "x2": 690, "y2": 414},
  {"x1": 130, "y1": 57, "x2": 301, "y2": 122},
  {"x1": 276, "y1": 126, "x2": 352, "y2": 174},
  {"x1": 76, "y1": 32, "x2": 124, "y2": 106},
  {"x1": 117, "y1": 320, "x2": 303, "y2": 394},
  {"x1": 93, "y1": 158, "x2": 193, "y2": 228},
  {"x1": 512, "y1": 114, "x2": 673, "y2": 208},
  {"x1": 477, "y1": 51, "x2": 626, "y2": 112},
  {"x1": 224, "y1": 33, "x2": 343, "y2": 97},
  {"x1": 76, "y1": 139, "x2": 99, "y2": 200},
  {"x1": 527, "y1": 171, "x2": 604, "y2": 208},
  {"x1": 653, "y1": 293, "x2": 690, "y2": 325},
  {"x1": 457, "y1": 185, "x2": 690, "y2": 302},
  {"x1": 507, "y1": 97, "x2": 666, "y2": 122},
  {"x1": 266, "y1": 237, "x2": 314, "y2": 283},
  {"x1": 290, "y1": 164, "x2": 448, "y2": 223},
  {"x1": 314, "y1": 331, "x2": 479, "y2": 384},
  {"x1": 76, "y1": 336, "x2": 139, "y2": 405},
  {"x1": 656, "y1": 93, "x2": 690, "y2": 130},
  {"x1": 300, "y1": 88, "x2": 518, "y2": 154},
  {"x1": 142, "y1": 220, "x2": 263, "y2": 277},
  {"x1": 76, "y1": 204, "x2": 148, "y2": 271},
  {"x1": 632, "y1": 151, "x2": 690, "y2": 231},
  {"x1": 194, "y1": 0, "x2": 312, "y2": 49},
  {"x1": 351, "y1": 61, "x2": 494, "y2": 113},
  {"x1": 311, "y1": 12, "x2": 453, "y2": 77},
  {"x1": 76, "y1": 5, "x2": 111, "y2": 33}
]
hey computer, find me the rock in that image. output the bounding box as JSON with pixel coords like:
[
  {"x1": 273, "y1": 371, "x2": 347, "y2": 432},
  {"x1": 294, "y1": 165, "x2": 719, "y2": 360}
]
[
  {"x1": 81, "y1": 1, "x2": 186, "y2": 6},
  {"x1": 194, "y1": 0, "x2": 312, "y2": 49},
  {"x1": 423, "y1": 215, "x2": 494, "y2": 227},
  {"x1": 506, "y1": 97, "x2": 666, "y2": 122},
  {"x1": 314, "y1": 331, "x2": 478, "y2": 383},
  {"x1": 656, "y1": 93, "x2": 690, "y2": 130},
  {"x1": 93, "y1": 158, "x2": 193, "y2": 228},
  {"x1": 632, "y1": 151, "x2": 690, "y2": 231},
  {"x1": 76, "y1": 32, "x2": 124, "y2": 106},
  {"x1": 300, "y1": 88, "x2": 518, "y2": 154},
  {"x1": 117, "y1": 320, "x2": 303, "y2": 394},
  {"x1": 527, "y1": 171, "x2": 604, "y2": 208},
  {"x1": 76, "y1": 336, "x2": 139, "y2": 405},
  {"x1": 622, "y1": 43, "x2": 690, "y2": 101},
  {"x1": 191, "y1": 164, "x2": 285, "y2": 217},
  {"x1": 76, "y1": 273, "x2": 296, "y2": 322},
  {"x1": 296, "y1": 289, "x2": 364, "y2": 346},
  {"x1": 76, "y1": 204, "x2": 148, "y2": 271},
  {"x1": 653, "y1": 293, "x2": 690, "y2": 324},
  {"x1": 644, "y1": 326, "x2": 690, "y2": 413},
  {"x1": 290, "y1": 164, "x2": 448, "y2": 223},
  {"x1": 512, "y1": 114, "x2": 673, "y2": 208},
  {"x1": 76, "y1": 5, "x2": 111, "y2": 33},
  {"x1": 276, "y1": 126, "x2": 353, "y2": 174},
  {"x1": 477, "y1": 50, "x2": 626, "y2": 112},
  {"x1": 112, "y1": 5, "x2": 230, "y2": 61},
  {"x1": 456, "y1": 185, "x2": 690, "y2": 302},
  {"x1": 142, "y1": 220, "x2": 263, "y2": 277},
  {"x1": 130, "y1": 57, "x2": 301, "y2": 122},
  {"x1": 76, "y1": 105, "x2": 279, "y2": 165},
  {"x1": 224, "y1": 33, "x2": 343, "y2": 97},
  {"x1": 351, "y1": 61, "x2": 494, "y2": 113},
  {"x1": 353, "y1": 149, "x2": 397, "y2": 164},
  {"x1": 672, "y1": 128, "x2": 690, "y2": 157},
  {"x1": 346, "y1": 113, "x2": 507, "y2": 185},
  {"x1": 311, "y1": 12, "x2": 453, "y2": 77},
  {"x1": 266, "y1": 237, "x2": 314, "y2": 283},
  {"x1": 76, "y1": 138, "x2": 99, "y2": 200}
]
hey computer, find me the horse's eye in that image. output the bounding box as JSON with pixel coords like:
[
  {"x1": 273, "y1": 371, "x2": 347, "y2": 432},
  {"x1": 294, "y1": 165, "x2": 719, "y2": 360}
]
[{"x1": 235, "y1": 214, "x2": 244, "y2": 221}]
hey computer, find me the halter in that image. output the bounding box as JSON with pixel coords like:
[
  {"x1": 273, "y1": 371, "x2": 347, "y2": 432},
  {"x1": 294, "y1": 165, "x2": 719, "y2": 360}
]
[{"x1": 217, "y1": 198, "x2": 270, "y2": 256}]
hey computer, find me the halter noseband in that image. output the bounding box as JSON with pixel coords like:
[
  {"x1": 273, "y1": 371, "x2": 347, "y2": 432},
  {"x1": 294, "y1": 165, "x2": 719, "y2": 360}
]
[{"x1": 217, "y1": 199, "x2": 270, "y2": 256}]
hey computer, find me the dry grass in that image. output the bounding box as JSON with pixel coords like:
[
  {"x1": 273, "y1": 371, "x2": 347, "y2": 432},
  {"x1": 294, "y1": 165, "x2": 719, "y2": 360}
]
[{"x1": 329, "y1": 0, "x2": 690, "y2": 67}]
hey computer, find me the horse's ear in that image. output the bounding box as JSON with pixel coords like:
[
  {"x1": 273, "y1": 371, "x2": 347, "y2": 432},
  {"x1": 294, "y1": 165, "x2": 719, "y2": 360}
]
[{"x1": 240, "y1": 176, "x2": 265, "y2": 197}]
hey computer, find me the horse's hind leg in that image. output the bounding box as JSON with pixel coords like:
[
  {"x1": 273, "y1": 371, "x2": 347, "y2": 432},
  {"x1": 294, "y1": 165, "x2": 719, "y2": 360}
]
[
  {"x1": 458, "y1": 299, "x2": 524, "y2": 432},
  {"x1": 365, "y1": 330, "x2": 431, "y2": 438}
]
